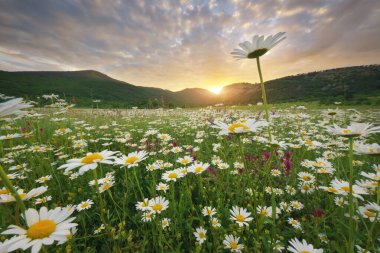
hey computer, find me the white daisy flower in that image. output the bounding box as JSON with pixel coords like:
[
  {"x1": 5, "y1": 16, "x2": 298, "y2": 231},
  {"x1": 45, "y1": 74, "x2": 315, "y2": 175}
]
[
  {"x1": 231, "y1": 32, "x2": 286, "y2": 59},
  {"x1": 115, "y1": 150, "x2": 148, "y2": 168},
  {"x1": 1, "y1": 206, "x2": 77, "y2": 253},
  {"x1": 193, "y1": 227, "x2": 207, "y2": 245},
  {"x1": 223, "y1": 234, "x2": 244, "y2": 252},
  {"x1": 230, "y1": 206, "x2": 253, "y2": 227},
  {"x1": 58, "y1": 150, "x2": 118, "y2": 175},
  {"x1": 287, "y1": 238, "x2": 323, "y2": 253}
]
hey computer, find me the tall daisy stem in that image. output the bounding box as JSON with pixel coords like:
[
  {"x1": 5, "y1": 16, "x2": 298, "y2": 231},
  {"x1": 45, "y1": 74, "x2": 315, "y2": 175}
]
[
  {"x1": 92, "y1": 168, "x2": 121, "y2": 253},
  {"x1": 0, "y1": 165, "x2": 26, "y2": 216},
  {"x1": 348, "y1": 137, "x2": 354, "y2": 253},
  {"x1": 256, "y1": 57, "x2": 272, "y2": 142}
]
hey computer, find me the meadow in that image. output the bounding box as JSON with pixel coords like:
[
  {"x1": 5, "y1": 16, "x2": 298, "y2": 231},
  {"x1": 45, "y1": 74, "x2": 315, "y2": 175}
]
[{"x1": 0, "y1": 99, "x2": 379, "y2": 253}]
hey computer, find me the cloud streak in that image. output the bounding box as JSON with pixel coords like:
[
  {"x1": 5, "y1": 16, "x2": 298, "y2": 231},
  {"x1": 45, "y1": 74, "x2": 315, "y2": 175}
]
[{"x1": 0, "y1": 0, "x2": 379, "y2": 91}]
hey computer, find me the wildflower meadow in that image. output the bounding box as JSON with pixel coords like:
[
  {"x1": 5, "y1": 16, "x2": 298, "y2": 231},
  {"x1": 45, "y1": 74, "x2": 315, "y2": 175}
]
[{"x1": 0, "y1": 95, "x2": 379, "y2": 252}]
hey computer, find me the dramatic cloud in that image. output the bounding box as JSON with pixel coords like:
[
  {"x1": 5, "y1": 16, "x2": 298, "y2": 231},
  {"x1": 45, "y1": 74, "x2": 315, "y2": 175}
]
[{"x1": 0, "y1": 0, "x2": 379, "y2": 91}]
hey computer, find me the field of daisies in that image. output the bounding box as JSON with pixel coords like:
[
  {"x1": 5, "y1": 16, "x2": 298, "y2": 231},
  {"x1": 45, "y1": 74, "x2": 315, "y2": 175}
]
[{"x1": 0, "y1": 95, "x2": 378, "y2": 253}]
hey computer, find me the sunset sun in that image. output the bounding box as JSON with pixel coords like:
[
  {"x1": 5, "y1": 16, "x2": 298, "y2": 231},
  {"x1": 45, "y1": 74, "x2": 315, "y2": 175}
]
[{"x1": 210, "y1": 87, "x2": 223, "y2": 94}]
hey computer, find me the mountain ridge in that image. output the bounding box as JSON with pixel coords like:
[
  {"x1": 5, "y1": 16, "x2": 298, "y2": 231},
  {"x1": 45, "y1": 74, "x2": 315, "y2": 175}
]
[{"x1": 0, "y1": 64, "x2": 379, "y2": 107}]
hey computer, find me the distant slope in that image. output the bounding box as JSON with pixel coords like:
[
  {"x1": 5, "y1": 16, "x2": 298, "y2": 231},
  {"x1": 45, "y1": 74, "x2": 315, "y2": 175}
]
[
  {"x1": 0, "y1": 70, "x2": 217, "y2": 107},
  {"x1": 220, "y1": 65, "x2": 380, "y2": 105},
  {"x1": 0, "y1": 65, "x2": 379, "y2": 107}
]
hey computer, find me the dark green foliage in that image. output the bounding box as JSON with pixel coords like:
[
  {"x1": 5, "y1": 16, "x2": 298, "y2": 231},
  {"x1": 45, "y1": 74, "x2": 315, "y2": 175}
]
[{"x1": 0, "y1": 65, "x2": 379, "y2": 107}]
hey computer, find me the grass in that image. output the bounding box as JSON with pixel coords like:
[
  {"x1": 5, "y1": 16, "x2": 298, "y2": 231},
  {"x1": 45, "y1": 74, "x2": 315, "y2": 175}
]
[{"x1": 0, "y1": 103, "x2": 379, "y2": 252}]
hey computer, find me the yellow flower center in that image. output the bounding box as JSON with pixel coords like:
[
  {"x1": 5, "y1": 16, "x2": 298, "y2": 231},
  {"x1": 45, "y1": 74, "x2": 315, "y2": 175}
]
[
  {"x1": 19, "y1": 193, "x2": 27, "y2": 198},
  {"x1": 181, "y1": 159, "x2": 189, "y2": 164},
  {"x1": 343, "y1": 129, "x2": 350, "y2": 134},
  {"x1": 301, "y1": 251, "x2": 311, "y2": 253},
  {"x1": 102, "y1": 184, "x2": 111, "y2": 191},
  {"x1": 207, "y1": 209, "x2": 213, "y2": 214},
  {"x1": 228, "y1": 123, "x2": 249, "y2": 133},
  {"x1": 341, "y1": 186, "x2": 350, "y2": 192},
  {"x1": 327, "y1": 187, "x2": 338, "y2": 193},
  {"x1": 304, "y1": 141, "x2": 313, "y2": 145},
  {"x1": 236, "y1": 214, "x2": 245, "y2": 222},
  {"x1": 302, "y1": 176, "x2": 311, "y2": 181},
  {"x1": 168, "y1": 172, "x2": 178, "y2": 179},
  {"x1": 27, "y1": 219, "x2": 56, "y2": 239},
  {"x1": 302, "y1": 185, "x2": 310, "y2": 190},
  {"x1": 81, "y1": 153, "x2": 103, "y2": 164},
  {"x1": 81, "y1": 203, "x2": 89, "y2": 208},
  {"x1": 199, "y1": 232, "x2": 205, "y2": 238},
  {"x1": 261, "y1": 210, "x2": 268, "y2": 215},
  {"x1": 0, "y1": 188, "x2": 10, "y2": 194},
  {"x1": 125, "y1": 156, "x2": 139, "y2": 164},
  {"x1": 194, "y1": 167, "x2": 203, "y2": 173},
  {"x1": 230, "y1": 242, "x2": 238, "y2": 249},
  {"x1": 364, "y1": 209, "x2": 376, "y2": 218},
  {"x1": 153, "y1": 203, "x2": 163, "y2": 211},
  {"x1": 369, "y1": 148, "x2": 375, "y2": 153}
]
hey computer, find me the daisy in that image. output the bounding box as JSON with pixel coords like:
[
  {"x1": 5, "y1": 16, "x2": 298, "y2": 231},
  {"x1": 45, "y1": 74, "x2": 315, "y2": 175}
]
[
  {"x1": 271, "y1": 169, "x2": 281, "y2": 177},
  {"x1": 231, "y1": 32, "x2": 286, "y2": 59},
  {"x1": 76, "y1": 199, "x2": 94, "y2": 211},
  {"x1": 141, "y1": 212, "x2": 154, "y2": 222},
  {"x1": 211, "y1": 217, "x2": 221, "y2": 228},
  {"x1": 298, "y1": 172, "x2": 315, "y2": 184},
  {"x1": 358, "y1": 202, "x2": 380, "y2": 222},
  {"x1": 1, "y1": 206, "x2": 77, "y2": 253},
  {"x1": 161, "y1": 218, "x2": 170, "y2": 229},
  {"x1": 58, "y1": 150, "x2": 118, "y2": 175},
  {"x1": 162, "y1": 169, "x2": 184, "y2": 182},
  {"x1": 325, "y1": 122, "x2": 380, "y2": 137},
  {"x1": 115, "y1": 150, "x2": 148, "y2": 168},
  {"x1": 334, "y1": 197, "x2": 347, "y2": 207},
  {"x1": 213, "y1": 119, "x2": 267, "y2": 135},
  {"x1": 187, "y1": 162, "x2": 209, "y2": 174},
  {"x1": 149, "y1": 196, "x2": 169, "y2": 214},
  {"x1": 35, "y1": 175, "x2": 52, "y2": 184},
  {"x1": 330, "y1": 178, "x2": 368, "y2": 200},
  {"x1": 230, "y1": 206, "x2": 253, "y2": 227},
  {"x1": 0, "y1": 186, "x2": 48, "y2": 204},
  {"x1": 177, "y1": 156, "x2": 193, "y2": 165},
  {"x1": 223, "y1": 234, "x2": 244, "y2": 252},
  {"x1": 360, "y1": 171, "x2": 380, "y2": 181},
  {"x1": 202, "y1": 206, "x2": 216, "y2": 217},
  {"x1": 136, "y1": 198, "x2": 150, "y2": 211},
  {"x1": 156, "y1": 183, "x2": 169, "y2": 193},
  {"x1": 257, "y1": 205, "x2": 280, "y2": 218},
  {"x1": 0, "y1": 98, "x2": 33, "y2": 118},
  {"x1": 35, "y1": 196, "x2": 52, "y2": 205},
  {"x1": 288, "y1": 218, "x2": 302, "y2": 229},
  {"x1": 287, "y1": 238, "x2": 323, "y2": 253},
  {"x1": 94, "y1": 224, "x2": 105, "y2": 234},
  {"x1": 193, "y1": 227, "x2": 207, "y2": 245},
  {"x1": 354, "y1": 143, "x2": 380, "y2": 155}
]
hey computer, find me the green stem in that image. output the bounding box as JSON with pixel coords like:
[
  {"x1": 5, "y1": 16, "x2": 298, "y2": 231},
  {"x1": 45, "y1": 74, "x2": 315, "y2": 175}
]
[
  {"x1": 93, "y1": 168, "x2": 121, "y2": 253},
  {"x1": 256, "y1": 57, "x2": 272, "y2": 142},
  {"x1": 0, "y1": 165, "x2": 26, "y2": 216},
  {"x1": 348, "y1": 137, "x2": 354, "y2": 253}
]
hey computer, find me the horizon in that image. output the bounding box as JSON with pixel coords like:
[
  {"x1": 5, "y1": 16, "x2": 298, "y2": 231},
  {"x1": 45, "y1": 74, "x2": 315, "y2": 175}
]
[
  {"x1": 2, "y1": 63, "x2": 377, "y2": 94},
  {"x1": 0, "y1": 1, "x2": 380, "y2": 92}
]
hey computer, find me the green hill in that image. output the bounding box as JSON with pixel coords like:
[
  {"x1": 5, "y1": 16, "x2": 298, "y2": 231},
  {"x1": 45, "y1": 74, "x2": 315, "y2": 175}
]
[
  {"x1": 220, "y1": 65, "x2": 380, "y2": 105},
  {"x1": 0, "y1": 70, "x2": 217, "y2": 107},
  {"x1": 0, "y1": 65, "x2": 379, "y2": 107}
]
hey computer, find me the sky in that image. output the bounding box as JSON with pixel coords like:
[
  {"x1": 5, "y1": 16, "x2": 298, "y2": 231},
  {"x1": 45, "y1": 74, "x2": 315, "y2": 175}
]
[{"x1": 0, "y1": 0, "x2": 379, "y2": 92}]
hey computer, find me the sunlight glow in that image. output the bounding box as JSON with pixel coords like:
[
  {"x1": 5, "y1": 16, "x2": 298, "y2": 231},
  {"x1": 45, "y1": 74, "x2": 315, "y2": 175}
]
[{"x1": 210, "y1": 87, "x2": 223, "y2": 94}]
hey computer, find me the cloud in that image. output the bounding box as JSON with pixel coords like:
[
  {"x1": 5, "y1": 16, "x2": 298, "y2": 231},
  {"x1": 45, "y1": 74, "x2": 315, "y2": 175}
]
[{"x1": 0, "y1": 0, "x2": 379, "y2": 91}]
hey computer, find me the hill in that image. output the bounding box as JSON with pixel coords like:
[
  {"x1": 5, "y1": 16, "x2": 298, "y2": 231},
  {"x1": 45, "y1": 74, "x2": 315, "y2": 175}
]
[
  {"x1": 0, "y1": 70, "x2": 217, "y2": 107},
  {"x1": 220, "y1": 65, "x2": 380, "y2": 105},
  {"x1": 0, "y1": 65, "x2": 379, "y2": 107}
]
